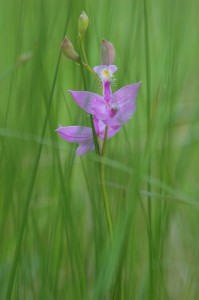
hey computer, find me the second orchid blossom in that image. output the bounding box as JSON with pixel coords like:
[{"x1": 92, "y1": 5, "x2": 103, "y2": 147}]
[{"x1": 56, "y1": 117, "x2": 121, "y2": 156}]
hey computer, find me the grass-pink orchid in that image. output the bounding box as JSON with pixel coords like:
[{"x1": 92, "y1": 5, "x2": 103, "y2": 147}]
[
  {"x1": 56, "y1": 117, "x2": 120, "y2": 156},
  {"x1": 69, "y1": 65, "x2": 141, "y2": 126}
]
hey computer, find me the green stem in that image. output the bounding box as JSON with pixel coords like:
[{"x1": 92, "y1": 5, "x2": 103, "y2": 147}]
[
  {"x1": 78, "y1": 36, "x2": 100, "y2": 156},
  {"x1": 143, "y1": 0, "x2": 153, "y2": 297},
  {"x1": 100, "y1": 126, "x2": 113, "y2": 242},
  {"x1": 79, "y1": 37, "x2": 88, "y2": 65},
  {"x1": 78, "y1": 37, "x2": 112, "y2": 241},
  {"x1": 79, "y1": 37, "x2": 96, "y2": 76},
  {"x1": 90, "y1": 115, "x2": 100, "y2": 156},
  {"x1": 101, "y1": 126, "x2": 108, "y2": 156},
  {"x1": 84, "y1": 63, "x2": 96, "y2": 75}
]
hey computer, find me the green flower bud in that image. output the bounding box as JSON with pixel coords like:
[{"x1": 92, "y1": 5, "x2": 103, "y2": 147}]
[
  {"x1": 78, "y1": 11, "x2": 89, "y2": 38},
  {"x1": 100, "y1": 39, "x2": 115, "y2": 65},
  {"x1": 61, "y1": 37, "x2": 80, "y2": 62}
]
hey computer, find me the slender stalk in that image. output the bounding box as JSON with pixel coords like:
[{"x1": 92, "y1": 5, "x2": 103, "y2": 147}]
[
  {"x1": 101, "y1": 126, "x2": 108, "y2": 156},
  {"x1": 84, "y1": 63, "x2": 96, "y2": 75},
  {"x1": 78, "y1": 38, "x2": 113, "y2": 241},
  {"x1": 79, "y1": 36, "x2": 88, "y2": 65},
  {"x1": 79, "y1": 38, "x2": 96, "y2": 76},
  {"x1": 143, "y1": 0, "x2": 153, "y2": 298},
  {"x1": 78, "y1": 36, "x2": 100, "y2": 155},
  {"x1": 100, "y1": 126, "x2": 113, "y2": 242},
  {"x1": 90, "y1": 115, "x2": 100, "y2": 156}
]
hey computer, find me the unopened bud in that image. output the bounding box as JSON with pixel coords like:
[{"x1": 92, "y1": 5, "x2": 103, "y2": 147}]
[
  {"x1": 100, "y1": 39, "x2": 115, "y2": 65},
  {"x1": 61, "y1": 37, "x2": 79, "y2": 62},
  {"x1": 78, "y1": 11, "x2": 89, "y2": 38}
]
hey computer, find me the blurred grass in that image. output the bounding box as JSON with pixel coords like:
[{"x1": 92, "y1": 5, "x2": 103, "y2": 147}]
[{"x1": 1, "y1": 0, "x2": 199, "y2": 299}]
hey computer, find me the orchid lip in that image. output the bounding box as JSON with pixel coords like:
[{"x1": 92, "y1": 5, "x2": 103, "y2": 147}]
[{"x1": 93, "y1": 65, "x2": 118, "y2": 82}]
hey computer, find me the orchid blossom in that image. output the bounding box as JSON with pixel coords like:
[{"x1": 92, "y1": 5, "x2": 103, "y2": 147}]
[
  {"x1": 56, "y1": 117, "x2": 121, "y2": 156},
  {"x1": 56, "y1": 64, "x2": 140, "y2": 155},
  {"x1": 69, "y1": 65, "x2": 141, "y2": 127}
]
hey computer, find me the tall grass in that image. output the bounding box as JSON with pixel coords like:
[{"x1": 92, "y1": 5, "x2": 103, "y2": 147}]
[{"x1": 1, "y1": 0, "x2": 199, "y2": 299}]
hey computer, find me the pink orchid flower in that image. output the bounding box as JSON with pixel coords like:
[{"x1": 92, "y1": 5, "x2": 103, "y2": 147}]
[
  {"x1": 69, "y1": 65, "x2": 141, "y2": 126},
  {"x1": 56, "y1": 117, "x2": 121, "y2": 156}
]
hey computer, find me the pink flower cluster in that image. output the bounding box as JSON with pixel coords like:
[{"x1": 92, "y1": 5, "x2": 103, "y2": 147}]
[{"x1": 56, "y1": 65, "x2": 141, "y2": 155}]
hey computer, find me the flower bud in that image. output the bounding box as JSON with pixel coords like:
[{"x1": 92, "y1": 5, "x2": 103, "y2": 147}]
[
  {"x1": 78, "y1": 11, "x2": 89, "y2": 38},
  {"x1": 100, "y1": 39, "x2": 115, "y2": 65},
  {"x1": 61, "y1": 37, "x2": 79, "y2": 62}
]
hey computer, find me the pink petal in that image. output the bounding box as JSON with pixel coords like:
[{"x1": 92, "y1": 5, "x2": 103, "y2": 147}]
[
  {"x1": 112, "y1": 82, "x2": 141, "y2": 105},
  {"x1": 107, "y1": 125, "x2": 121, "y2": 138},
  {"x1": 69, "y1": 90, "x2": 104, "y2": 115},
  {"x1": 93, "y1": 117, "x2": 105, "y2": 134},
  {"x1": 56, "y1": 126, "x2": 92, "y2": 143},
  {"x1": 93, "y1": 65, "x2": 106, "y2": 75},
  {"x1": 108, "y1": 65, "x2": 117, "y2": 74},
  {"x1": 94, "y1": 117, "x2": 121, "y2": 139},
  {"x1": 98, "y1": 125, "x2": 121, "y2": 139},
  {"x1": 111, "y1": 82, "x2": 141, "y2": 125},
  {"x1": 76, "y1": 140, "x2": 95, "y2": 156},
  {"x1": 69, "y1": 90, "x2": 110, "y2": 121}
]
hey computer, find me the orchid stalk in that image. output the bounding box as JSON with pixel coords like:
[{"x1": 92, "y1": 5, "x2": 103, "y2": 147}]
[
  {"x1": 57, "y1": 14, "x2": 141, "y2": 240},
  {"x1": 56, "y1": 64, "x2": 140, "y2": 240},
  {"x1": 76, "y1": 29, "x2": 114, "y2": 239}
]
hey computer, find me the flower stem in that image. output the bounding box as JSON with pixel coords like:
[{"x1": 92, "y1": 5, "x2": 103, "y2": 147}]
[
  {"x1": 143, "y1": 0, "x2": 153, "y2": 297},
  {"x1": 78, "y1": 36, "x2": 113, "y2": 241},
  {"x1": 100, "y1": 126, "x2": 113, "y2": 242},
  {"x1": 78, "y1": 37, "x2": 100, "y2": 156},
  {"x1": 101, "y1": 125, "x2": 108, "y2": 156},
  {"x1": 79, "y1": 37, "x2": 96, "y2": 76},
  {"x1": 90, "y1": 115, "x2": 100, "y2": 156}
]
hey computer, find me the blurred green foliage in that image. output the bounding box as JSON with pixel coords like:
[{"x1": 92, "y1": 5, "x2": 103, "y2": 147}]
[{"x1": 1, "y1": 0, "x2": 199, "y2": 299}]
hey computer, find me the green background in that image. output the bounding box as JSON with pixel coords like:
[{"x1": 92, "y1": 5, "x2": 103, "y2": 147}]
[{"x1": 1, "y1": 0, "x2": 199, "y2": 299}]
